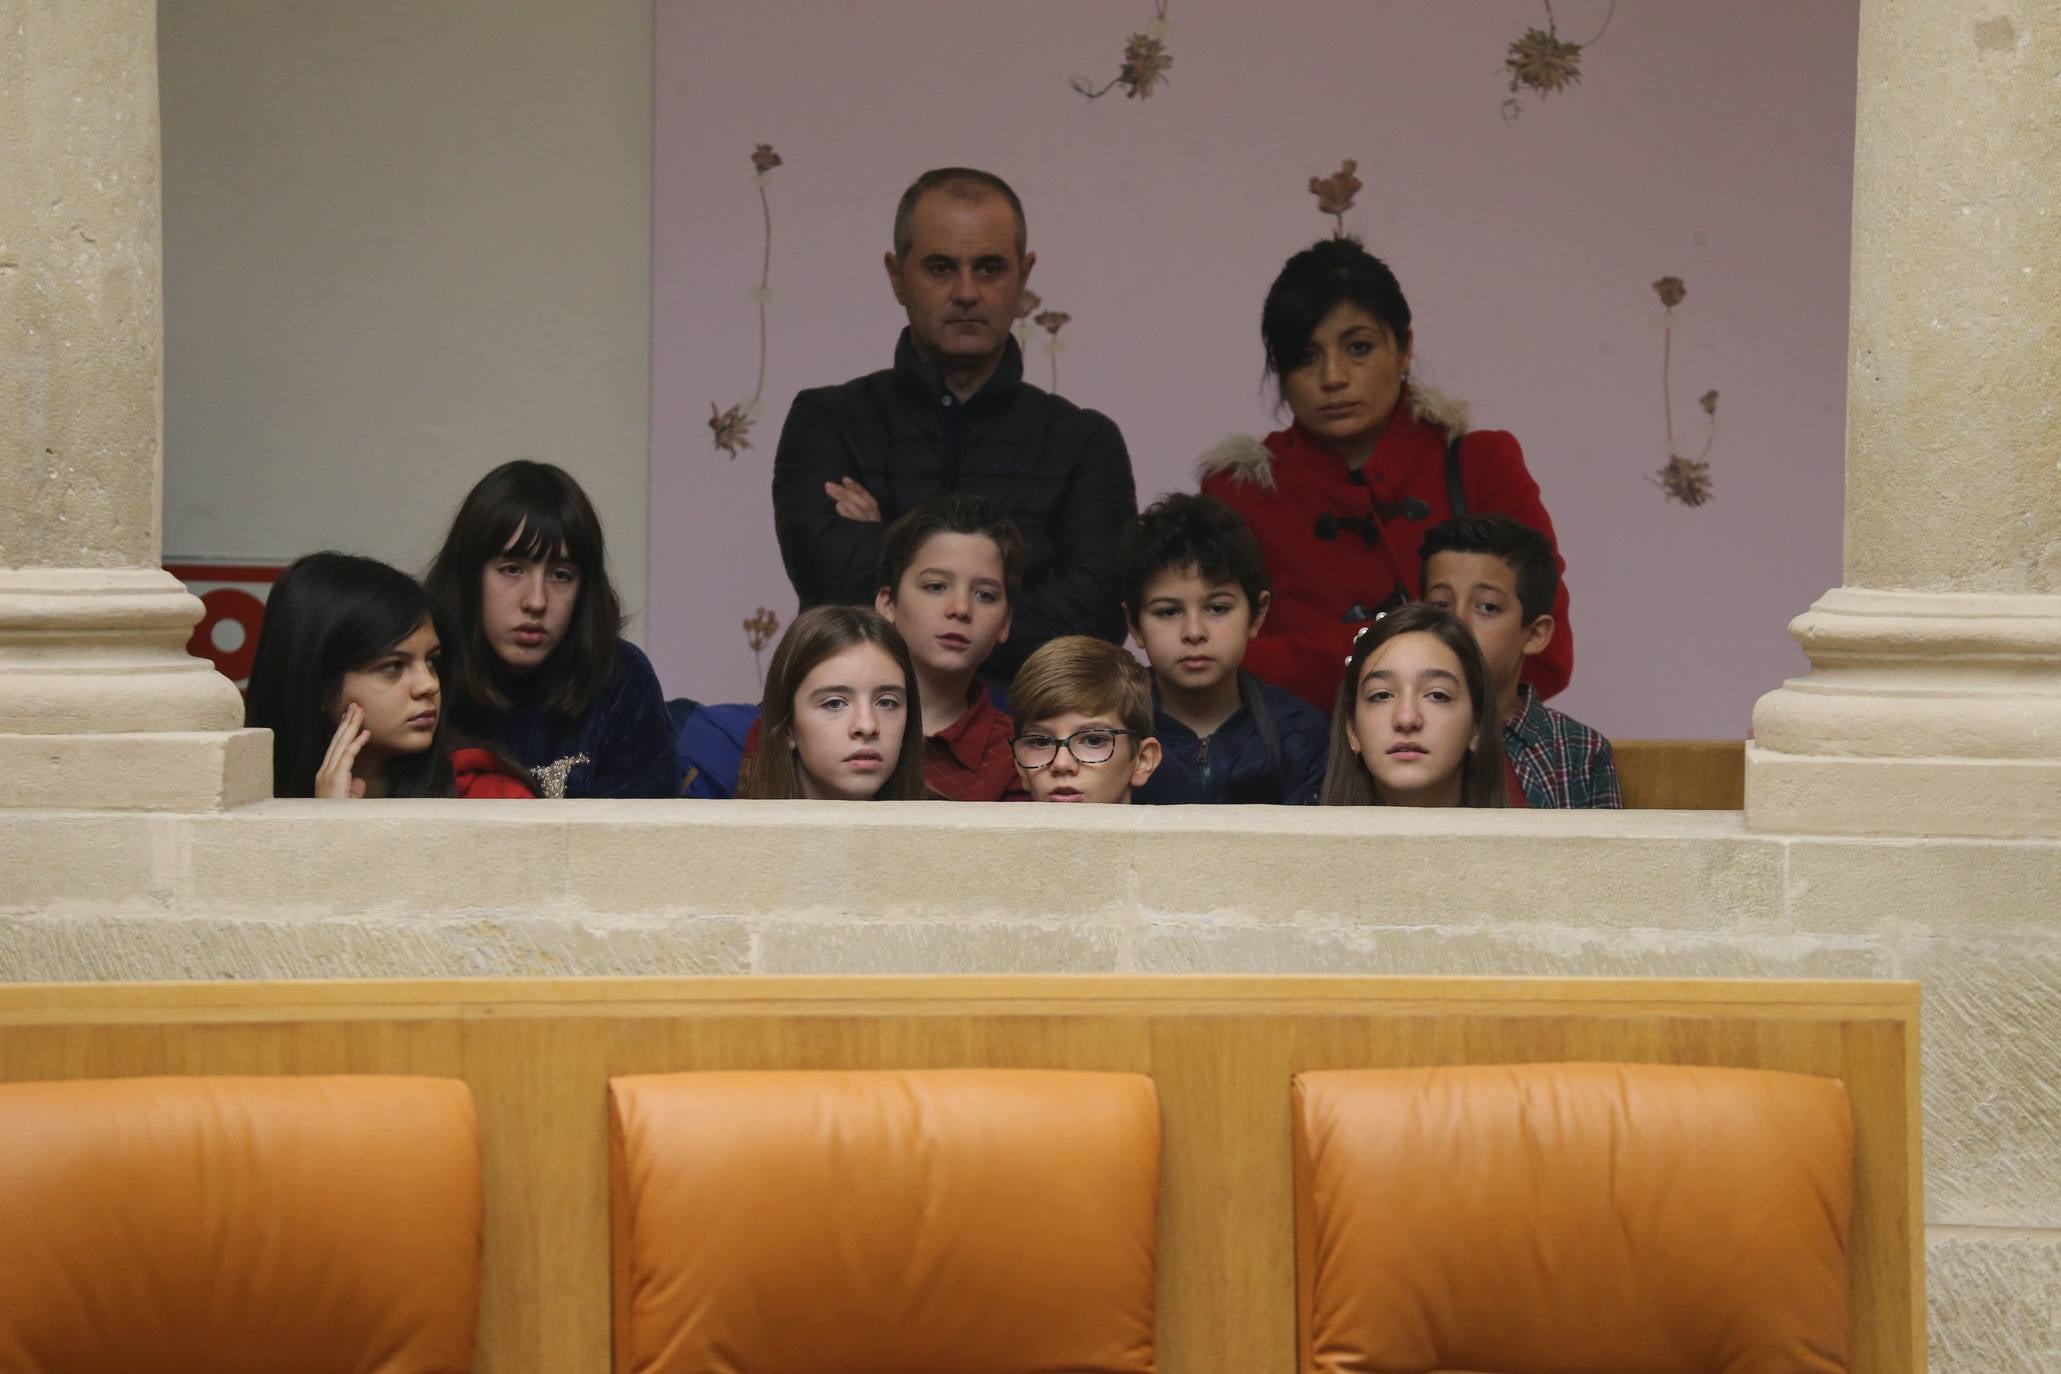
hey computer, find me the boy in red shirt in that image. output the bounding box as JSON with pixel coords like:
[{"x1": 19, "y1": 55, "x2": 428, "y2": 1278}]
[{"x1": 870, "y1": 493, "x2": 1030, "y2": 800}]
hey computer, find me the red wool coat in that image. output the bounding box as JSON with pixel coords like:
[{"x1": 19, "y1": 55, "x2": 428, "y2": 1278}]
[{"x1": 1199, "y1": 384, "x2": 1573, "y2": 713}]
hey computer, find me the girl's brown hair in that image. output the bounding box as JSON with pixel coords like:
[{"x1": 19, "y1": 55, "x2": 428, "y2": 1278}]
[
  {"x1": 742, "y1": 605, "x2": 931, "y2": 801},
  {"x1": 1319, "y1": 604, "x2": 1507, "y2": 808},
  {"x1": 424, "y1": 460, "x2": 624, "y2": 718}
]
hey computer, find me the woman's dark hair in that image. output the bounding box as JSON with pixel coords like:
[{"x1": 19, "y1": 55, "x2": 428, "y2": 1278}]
[
  {"x1": 423, "y1": 460, "x2": 623, "y2": 718},
  {"x1": 244, "y1": 552, "x2": 456, "y2": 799},
  {"x1": 1117, "y1": 491, "x2": 1270, "y2": 621},
  {"x1": 742, "y1": 605, "x2": 930, "y2": 802},
  {"x1": 1319, "y1": 604, "x2": 1507, "y2": 808},
  {"x1": 1261, "y1": 236, "x2": 1413, "y2": 394}
]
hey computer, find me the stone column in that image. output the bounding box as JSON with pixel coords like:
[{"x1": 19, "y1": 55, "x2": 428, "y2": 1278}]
[
  {"x1": 1748, "y1": 0, "x2": 2061, "y2": 838},
  {"x1": 0, "y1": 0, "x2": 264, "y2": 809}
]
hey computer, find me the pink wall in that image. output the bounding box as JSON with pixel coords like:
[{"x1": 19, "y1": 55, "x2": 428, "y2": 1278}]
[{"x1": 650, "y1": 0, "x2": 1859, "y2": 739}]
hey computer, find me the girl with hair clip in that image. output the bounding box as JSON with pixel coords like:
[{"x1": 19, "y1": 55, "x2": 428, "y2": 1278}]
[
  {"x1": 425, "y1": 460, "x2": 678, "y2": 799},
  {"x1": 740, "y1": 605, "x2": 932, "y2": 801},
  {"x1": 1320, "y1": 604, "x2": 1508, "y2": 808},
  {"x1": 244, "y1": 552, "x2": 533, "y2": 799},
  {"x1": 1199, "y1": 237, "x2": 1574, "y2": 714}
]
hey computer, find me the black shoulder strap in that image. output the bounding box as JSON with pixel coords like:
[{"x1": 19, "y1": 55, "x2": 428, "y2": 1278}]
[
  {"x1": 1443, "y1": 433, "x2": 1468, "y2": 517},
  {"x1": 1239, "y1": 672, "x2": 1288, "y2": 799}
]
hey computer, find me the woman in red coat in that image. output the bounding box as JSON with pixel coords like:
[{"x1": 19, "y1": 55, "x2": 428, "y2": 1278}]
[{"x1": 1199, "y1": 238, "x2": 1573, "y2": 712}]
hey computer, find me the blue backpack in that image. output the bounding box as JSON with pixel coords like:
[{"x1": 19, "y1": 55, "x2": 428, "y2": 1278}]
[{"x1": 668, "y1": 698, "x2": 760, "y2": 799}]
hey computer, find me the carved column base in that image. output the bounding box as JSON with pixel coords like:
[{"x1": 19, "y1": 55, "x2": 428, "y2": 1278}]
[
  {"x1": 0, "y1": 568, "x2": 269, "y2": 810},
  {"x1": 1747, "y1": 588, "x2": 2061, "y2": 838}
]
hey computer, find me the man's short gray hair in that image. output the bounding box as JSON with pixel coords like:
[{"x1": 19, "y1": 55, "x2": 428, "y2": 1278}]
[{"x1": 892, "y1": 168, "x2": 1028, "y2": 263}]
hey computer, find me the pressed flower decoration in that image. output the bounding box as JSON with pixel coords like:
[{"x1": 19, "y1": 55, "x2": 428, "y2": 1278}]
[
  {"x1": 709, "y1": 402, "x2": 754, "y2": 458},
  {"x1": 743, "y1": 607, "x2": 781, "y2": 686},
  {"x1": 710, "y1": 144, "x2": 785, "y2": 458},
  {"x1": 1033, "y1": 309, "x2": 1072, "y2": 393},
  {"x1": 1654, "y1": 455, "x2": 1714, "y2": 508},
  {"x1": 1012, "y1": 290, "x2": 1044, "y2": 351},
  {"x1": 1502, "y1": 0, "x2": 1614, "y2": 123},
  {"x1": 1648, "y1": 275, "x2": 1721, "y2": 506},
  {"x1": 1308, "y1": 160, "x2": 1363, "y2": 239},
  {"x1": 1073, "y1": 2, "x2": 1173, "y2": 101}
]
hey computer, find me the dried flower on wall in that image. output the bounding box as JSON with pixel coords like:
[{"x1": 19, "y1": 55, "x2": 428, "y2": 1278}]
[
  {"x1": 1012, "y1": 290, "x2": 1043, "y2": 351},
  {"x1": 1502, "y1": 0, "x2": 1615, "y2": 123},
  {"x1": 1072, "y1": 2, "x2": 1173, "y2": 101},
  {"x1": 743, "y1": 607, "x2": 781, "y2": 687},
  {"x1": 1309, "y1": 160, "x2": 1362, "y2": 239},
  {"x1": 709, "y1": 143, "x2": 785, "y2": 459},
  {"x1": 709, "y1": 401, "x2": 754, "y2": 457},
  {"x1": 1654, "y1": 455, "x2": 1714, "y2": 507},
  {"x1": 1033, "y1": 309, "x2": 1072, "y2": 393},
  {"x1": 1648, "y1": 274, "x2": 1721, "y2": 506}
]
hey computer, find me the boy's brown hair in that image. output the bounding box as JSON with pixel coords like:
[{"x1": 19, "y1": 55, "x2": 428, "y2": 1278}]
[
  {"x1": 1007, "y1": 636, "x2": 1154, "y2": 739},
  {"x1": 875, "y1": 491, "x2": 1028, "y2": 603}
]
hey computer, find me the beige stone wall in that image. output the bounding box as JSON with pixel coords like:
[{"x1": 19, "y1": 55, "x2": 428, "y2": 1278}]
[
  {"x1": 1843, "y1": 0, "x2": 2060, "y2": 595},
  {"x1": 2, "y1": 800, "x2": 2055, "y2": 1370},
  {"x1": 0, "y1": 0, "x2": 163, "y2": 570}
]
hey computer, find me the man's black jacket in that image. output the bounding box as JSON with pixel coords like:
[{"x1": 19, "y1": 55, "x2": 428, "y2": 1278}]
[{"x1": 771, "y1": 329, "x2": 1137, "y2": 678}]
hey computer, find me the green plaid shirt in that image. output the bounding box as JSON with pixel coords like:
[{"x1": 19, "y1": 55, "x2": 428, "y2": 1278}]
[{"x1": 1504, "y1": 684, "x2": 1623, "y2": 809}]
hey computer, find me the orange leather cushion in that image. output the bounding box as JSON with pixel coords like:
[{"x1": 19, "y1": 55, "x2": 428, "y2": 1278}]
[
  {"x1": 610, "y1": 1068, "x2": 1160, "y2": 1374},
  {"x1": 1294, "y1": 1063, "x2": 1853, "y2": 1374},
  {"x1": 0, "y1": 1075, "x2": 483, "y2": 1374}
]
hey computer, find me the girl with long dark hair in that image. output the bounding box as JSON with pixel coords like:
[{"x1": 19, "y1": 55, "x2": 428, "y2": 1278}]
[
  {"x1": 741, "y1": 606, "x2": 931, "y2": 801},
  {"x1": 1200, "y1": 237, "x2": 1573, "y2": 713},
  {"x1": 1320, "y1": 604, "x2": 1507, "y2": 808},
  {"x1": 424, "y1": 461, "x2": 677, "y2": 798},
  {"x1": 244, "y1": 553, "x2": 532, "y2": 799}
]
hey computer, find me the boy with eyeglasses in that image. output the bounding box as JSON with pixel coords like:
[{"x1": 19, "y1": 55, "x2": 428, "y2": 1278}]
[{"x1": 1007, "y1": 636, "x2": 1162, "y2": 803}]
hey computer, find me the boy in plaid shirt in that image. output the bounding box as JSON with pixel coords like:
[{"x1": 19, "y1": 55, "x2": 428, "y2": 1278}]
[{"x1": 1419, "y1": 515, "x2": 1622, "y2": 808}]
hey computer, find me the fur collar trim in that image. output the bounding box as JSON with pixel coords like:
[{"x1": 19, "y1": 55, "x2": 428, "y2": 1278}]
[
  {"x1": 1197, "y1": 433, "x2": 1276, "y2": 489},
  {"x1": 1194, "y1": 383, "x2": 1472, "y2": 488}
]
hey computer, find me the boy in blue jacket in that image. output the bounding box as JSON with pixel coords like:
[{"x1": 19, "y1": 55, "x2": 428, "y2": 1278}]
[{"x1": 1119, "y1": 493, "x2": 1329, "y2": 805}]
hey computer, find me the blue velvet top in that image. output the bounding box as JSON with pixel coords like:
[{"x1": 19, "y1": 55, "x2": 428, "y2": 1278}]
[{"x1": 457, "y1": 640, "x2": 679, "y2": 799}]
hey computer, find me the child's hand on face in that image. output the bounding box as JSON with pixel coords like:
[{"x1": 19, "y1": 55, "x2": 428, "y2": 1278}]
[{"x1": 316, "y1": 703, "x2": 370, "y2": 799}]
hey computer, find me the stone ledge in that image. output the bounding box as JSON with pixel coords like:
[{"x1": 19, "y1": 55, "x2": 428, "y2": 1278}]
[
  {"x1": 0, "y1": 729, "x2": 271, "y2": 812},
  {"x1": 4, "y1": 802, "x2": 2056, "y2": 933},
  {"x1": 1747, "y1": 747, "x2": 2061, "y2": 839}
]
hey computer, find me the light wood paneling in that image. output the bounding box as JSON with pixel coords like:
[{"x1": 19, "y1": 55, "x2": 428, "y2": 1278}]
[
  {"x1": 1616, "y1": 739, "x2": 1749, "y2": 809},
  {"x1": 0, "y1": 976, "x2": 1923, "y2": 1374}
]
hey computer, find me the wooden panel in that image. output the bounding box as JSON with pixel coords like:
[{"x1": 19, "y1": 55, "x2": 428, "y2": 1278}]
[
  {"x1": 0, "y1": 976, "x2": 1922, "y2": 1374},
  {"x1": 1616, "y1": 738, "x2": 1749, "y2": 809}
]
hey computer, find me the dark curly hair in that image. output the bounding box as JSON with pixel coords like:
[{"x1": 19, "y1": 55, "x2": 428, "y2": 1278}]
[{"x1": 1117, "y1": 492, "x2": 1270, "y2": 622}]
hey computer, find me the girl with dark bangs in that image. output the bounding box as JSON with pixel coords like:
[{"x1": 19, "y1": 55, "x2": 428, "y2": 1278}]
[
  {"x1": 741, "y1": 606, "x2": 931, "y2": 802},
  {"x1": 424, "y1": 461, "x2": 678, "y2": 799},
  {"x1": 1320, "y1": 605, "x2": 1508, "y2": 808},
  {"x1": 244, "y1": 553, "x2": 533, "y2": 799}
]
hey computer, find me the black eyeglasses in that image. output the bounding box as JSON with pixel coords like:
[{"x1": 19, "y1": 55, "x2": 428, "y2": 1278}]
[{"x1": 1010, "y1": 728, "x2": 1139, "y2": 769}]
